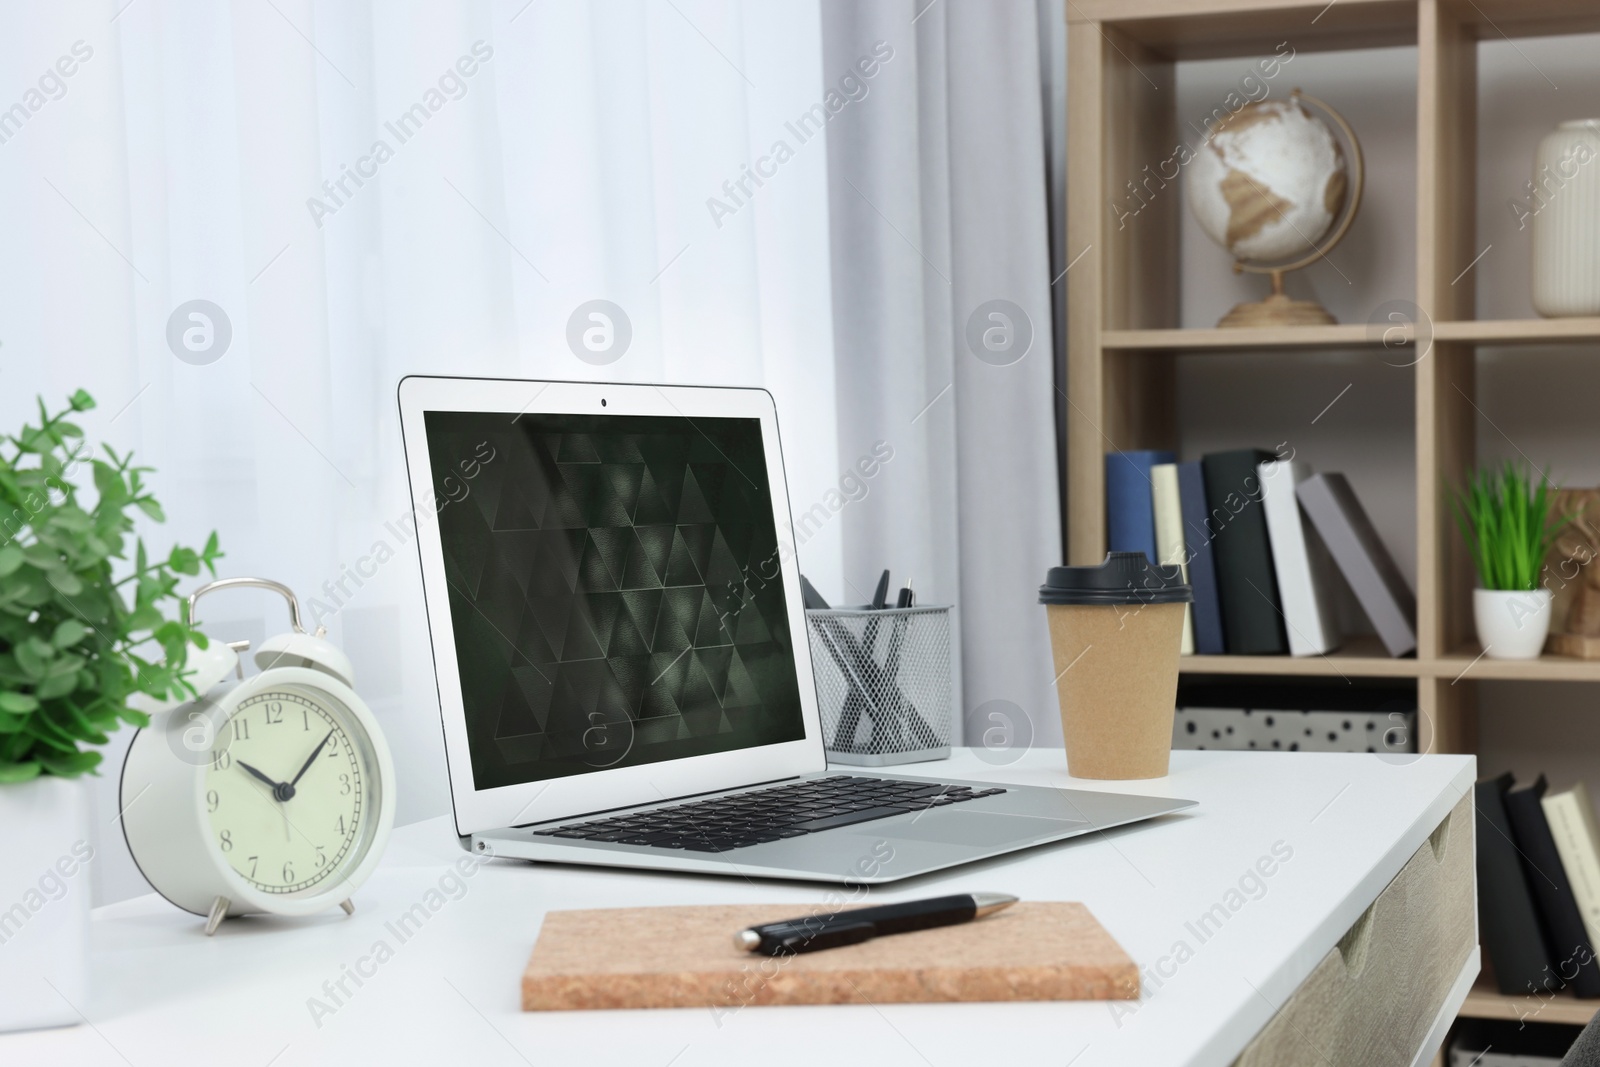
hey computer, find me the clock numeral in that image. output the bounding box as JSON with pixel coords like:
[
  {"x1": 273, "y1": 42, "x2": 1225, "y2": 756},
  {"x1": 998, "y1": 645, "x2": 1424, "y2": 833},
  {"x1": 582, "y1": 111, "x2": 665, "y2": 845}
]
[
  {"x1": 248, "y1": 855, "x2": 259, "y2": 878},
  {"x1": 265, "y1": 702, "x2": 283, "y2": 725},
  {"x1": 326, "y1": 736, "x2": 339, "y2": 757},
  {"x1": 338, "y1": 773, "x2": 351, "y2": 795},
  {"x1": 232, "y1": 717, "x2": 250, "y2": 742},
  {"x1": 206, "y1": 790, "x2": 219, "y2": 813},
  {"x1": 315, "y1": 845, "x2": 326, "y2": 868},
  {"x1": 218, "y1": 829, "x2": 233, "y2": 852},
  {"x1": 335, "y1": 815, "x2": 346, "y2": 837},
  {"x1": 282, "y1": 861, "x2": 295, "y2": 884},
  {"x1": 211, "y1": 749, "x2": 232, "y2": 771}
]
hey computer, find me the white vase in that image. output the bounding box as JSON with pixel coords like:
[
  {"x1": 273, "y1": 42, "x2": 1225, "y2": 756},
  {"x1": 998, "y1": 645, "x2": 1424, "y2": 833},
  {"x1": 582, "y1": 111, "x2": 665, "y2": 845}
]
[
  {"x1": 1531, "y1": 120, "x2": 1600, "y2": 317},
  {"x1": 1473, "y1": 588, "x2": 1553, "y2": 660},
  {"x1": 0, "y1": 775, "x2": 92, "y2": 1033}
]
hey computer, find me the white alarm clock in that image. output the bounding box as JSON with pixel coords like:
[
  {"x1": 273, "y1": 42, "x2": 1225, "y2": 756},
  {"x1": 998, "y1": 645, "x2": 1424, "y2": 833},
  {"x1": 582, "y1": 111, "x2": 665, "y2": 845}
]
[{"x1": 120, "y1": 578, "x2": 395, "y2": 935}]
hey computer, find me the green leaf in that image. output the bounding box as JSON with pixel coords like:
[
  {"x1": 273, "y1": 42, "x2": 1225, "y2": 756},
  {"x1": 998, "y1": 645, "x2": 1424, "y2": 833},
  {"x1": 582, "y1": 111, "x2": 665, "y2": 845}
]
[
  {"x1": 0, "y1": 545, "x2": 22, "y2": 577},
  {"x1": 38, "y1": 750, "x2": 101, "y2": 778},
  {"x1": 51, "y1": 619, "x2": 88, "y2": 649},
  {"x1": 45, "y1": 570, "x2": 83, "y2": 596},
  {"x1": 36, "y1": 672, "x2": 79, "y2": 700},
  {"x1": 135, "y1": 498, "x2": 166, "y2": 522},
  {"x1": 0, "y1": 692, "x2": 38, "y2": 714},
  {"x1": 0, "y1": 761, "x2": 42, "y2": 783},
  {"x1": 13, "y1": 640, "x2": 50, "y2": 680},
  {"x1": 167, "y1": 546, "x2": 199, "y2": 576},
  {"x1": 69, "y1": 389, "x2": 95, "y2": 412}
]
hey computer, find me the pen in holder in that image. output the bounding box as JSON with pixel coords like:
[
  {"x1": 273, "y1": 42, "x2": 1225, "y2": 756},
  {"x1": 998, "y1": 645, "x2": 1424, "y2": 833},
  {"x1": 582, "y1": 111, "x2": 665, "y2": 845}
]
[{"x1": 804, "y1": 605, "x2": 952, "y2": 766}]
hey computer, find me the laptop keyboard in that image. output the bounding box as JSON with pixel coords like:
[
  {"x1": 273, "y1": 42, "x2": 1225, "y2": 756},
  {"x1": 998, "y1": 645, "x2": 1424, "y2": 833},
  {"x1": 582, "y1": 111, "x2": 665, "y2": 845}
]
[{"x1": 529, "y1": 775, "x2": 1007, "y2": 853}]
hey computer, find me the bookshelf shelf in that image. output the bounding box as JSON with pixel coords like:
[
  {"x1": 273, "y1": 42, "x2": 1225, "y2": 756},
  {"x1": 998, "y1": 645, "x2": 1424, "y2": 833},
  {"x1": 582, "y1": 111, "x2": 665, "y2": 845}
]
[
  {"x1": 1181, "y1": 635, "x2": 1418, "y2": 677},
  {"x1": 1101, "y1": 324, "x2": 1410, "y2": 352},
  {"x1": 1433, "y1": 318, "x2": 1600, "y2": 345},
  {"x1": 1437, "y1": 647, "x2": 1600, "y2": 683},
  {"x1": 1458, "y1": 978, "x2": 1599, "y2": 1026}
]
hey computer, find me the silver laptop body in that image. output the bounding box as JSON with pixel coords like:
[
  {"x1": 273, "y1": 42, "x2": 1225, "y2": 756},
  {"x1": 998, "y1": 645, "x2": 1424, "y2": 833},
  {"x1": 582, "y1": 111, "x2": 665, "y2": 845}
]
[{"x1": 397, "y1": 376, "x2": 1193, "y2": 884}]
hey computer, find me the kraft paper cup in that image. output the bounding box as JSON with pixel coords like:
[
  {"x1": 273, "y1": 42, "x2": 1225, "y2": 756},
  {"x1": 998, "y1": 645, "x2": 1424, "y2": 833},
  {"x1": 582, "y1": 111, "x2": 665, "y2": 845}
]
[{"x1": 1039, "y1": 553, "x2": 1193, "y2": 780}]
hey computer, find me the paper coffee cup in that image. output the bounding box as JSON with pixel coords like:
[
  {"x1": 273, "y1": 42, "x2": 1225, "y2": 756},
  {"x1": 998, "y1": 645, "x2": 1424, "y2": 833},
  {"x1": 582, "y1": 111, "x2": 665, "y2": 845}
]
[{"x1": 1039, "y1": 553, "x2": 1192, "y2": 780}]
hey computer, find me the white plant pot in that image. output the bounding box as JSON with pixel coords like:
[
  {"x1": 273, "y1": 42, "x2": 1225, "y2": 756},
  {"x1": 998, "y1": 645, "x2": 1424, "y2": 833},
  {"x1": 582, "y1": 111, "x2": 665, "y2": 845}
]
[
  {"x1": 1474, "y1": 588, "x2": 1554, "y2": 660},
  {"x1": 0, "y1": 775, "x2": 93, "y2": 1033}
]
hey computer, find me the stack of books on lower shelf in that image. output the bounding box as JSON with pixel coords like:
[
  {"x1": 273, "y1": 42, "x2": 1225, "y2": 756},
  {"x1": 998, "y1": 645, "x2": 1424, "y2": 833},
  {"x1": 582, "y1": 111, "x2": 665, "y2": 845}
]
[
  {"x1": 1106, "y1": 449, "x2": 1416, "y2": 658},
  {"x1": 1477, "y1": 773, "x2": 1600, "y2": 1001}
]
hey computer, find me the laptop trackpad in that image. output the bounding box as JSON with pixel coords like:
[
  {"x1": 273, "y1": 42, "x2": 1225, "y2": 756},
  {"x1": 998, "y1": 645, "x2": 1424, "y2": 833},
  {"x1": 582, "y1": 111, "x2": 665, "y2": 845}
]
[{"x1": 865, "y1": 810, "x2": 1085, "y2": 847}]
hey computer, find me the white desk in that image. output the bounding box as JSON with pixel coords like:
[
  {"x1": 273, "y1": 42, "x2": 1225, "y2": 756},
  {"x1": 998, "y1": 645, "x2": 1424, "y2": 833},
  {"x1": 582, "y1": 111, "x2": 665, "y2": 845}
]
[{"x1": 1, "y1": 749, "x2": 1476, "y2": 1067}]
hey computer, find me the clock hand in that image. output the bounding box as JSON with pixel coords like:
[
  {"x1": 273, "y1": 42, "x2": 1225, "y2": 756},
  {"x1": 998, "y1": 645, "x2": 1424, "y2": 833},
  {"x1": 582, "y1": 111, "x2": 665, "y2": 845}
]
[
  {"x1": 288, "y1": 729, "x2": 335, "y2": 789},
  {"x1": 236, "y1": 760, "x2": 284, "y2": 791}
]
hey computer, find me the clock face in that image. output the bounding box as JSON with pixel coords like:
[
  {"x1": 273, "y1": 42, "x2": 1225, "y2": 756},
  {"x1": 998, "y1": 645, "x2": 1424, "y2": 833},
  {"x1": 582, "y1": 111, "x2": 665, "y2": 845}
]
[{"x1": 203, "y1": 686, "x2": 377, "y2": 897}]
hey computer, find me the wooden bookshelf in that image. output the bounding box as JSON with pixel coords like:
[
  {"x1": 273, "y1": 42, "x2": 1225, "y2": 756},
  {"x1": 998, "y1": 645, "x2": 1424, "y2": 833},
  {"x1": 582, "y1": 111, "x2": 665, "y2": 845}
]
[
  {"x1": 1459, "y1": 978, "x2": 1600, "y2": 1027},
  {"x1": 1181, "y1": 635, "x2": 1419, "y2": 677},
  {"x1": 1101, "y1": 324, "x2": 1409, "y2": 351},
  {"x1": 1063, "y1": 0, "x2": 1600, "y2": 1050}
]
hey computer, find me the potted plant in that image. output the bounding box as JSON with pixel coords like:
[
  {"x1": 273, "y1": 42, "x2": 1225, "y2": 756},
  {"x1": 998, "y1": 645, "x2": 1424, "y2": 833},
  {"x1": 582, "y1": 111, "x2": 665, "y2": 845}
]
[
  {"x1": 0, "y1": 391, "x2": 220, "y2": 1032},
  {"x1": 1455, "y1": 462, "x2": 1570, "y2": 660}
]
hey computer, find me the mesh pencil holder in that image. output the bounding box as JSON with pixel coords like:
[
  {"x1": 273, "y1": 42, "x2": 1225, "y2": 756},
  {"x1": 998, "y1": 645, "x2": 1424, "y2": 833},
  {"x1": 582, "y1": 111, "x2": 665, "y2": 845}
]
[{"x1": 804, "y1": 606, "x2": 953, "y2": 766}]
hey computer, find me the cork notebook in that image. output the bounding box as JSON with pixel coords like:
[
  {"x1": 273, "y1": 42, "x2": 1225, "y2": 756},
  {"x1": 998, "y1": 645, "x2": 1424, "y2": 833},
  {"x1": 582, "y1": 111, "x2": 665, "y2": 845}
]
[{"x1": 521, "y1": 901, "x2": 1138, "y2": 1011}]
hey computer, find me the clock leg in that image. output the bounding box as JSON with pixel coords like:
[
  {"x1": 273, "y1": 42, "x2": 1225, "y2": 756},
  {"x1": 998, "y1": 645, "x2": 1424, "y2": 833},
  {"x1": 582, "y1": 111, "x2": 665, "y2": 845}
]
[
  {"x1": 205, "y1": 896, "x2": 230, "y2": 936},
  {"x1": 339, "y1": 899, "x2": 355, "y2": 916}
]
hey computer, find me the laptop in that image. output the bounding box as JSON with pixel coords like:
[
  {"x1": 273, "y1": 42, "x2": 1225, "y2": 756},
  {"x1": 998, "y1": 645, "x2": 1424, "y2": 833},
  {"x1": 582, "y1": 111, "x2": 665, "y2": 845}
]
[{"x1": 396, "y1": 376, "x2": 1193, "y2": 884}]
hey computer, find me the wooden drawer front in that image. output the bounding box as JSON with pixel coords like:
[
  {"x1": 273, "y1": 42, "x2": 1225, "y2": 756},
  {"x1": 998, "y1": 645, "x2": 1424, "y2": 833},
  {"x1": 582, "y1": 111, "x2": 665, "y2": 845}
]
[{"x1": 1233, "y1": 794, "x2": 1475, "y2": 1067}]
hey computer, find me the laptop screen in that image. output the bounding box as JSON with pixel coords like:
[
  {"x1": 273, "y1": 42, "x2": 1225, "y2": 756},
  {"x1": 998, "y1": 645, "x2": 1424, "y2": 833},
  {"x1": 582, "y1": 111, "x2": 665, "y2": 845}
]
[{"x1": 422, "y1": 410, "x2": 806, "y2": 790}]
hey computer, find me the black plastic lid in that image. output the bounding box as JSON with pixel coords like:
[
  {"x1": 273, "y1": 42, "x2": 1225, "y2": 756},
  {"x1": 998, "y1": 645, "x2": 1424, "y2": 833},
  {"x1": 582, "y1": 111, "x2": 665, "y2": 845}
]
[{"x1": 1039, "y1": 552, "x2": 1193, "y2": 606}]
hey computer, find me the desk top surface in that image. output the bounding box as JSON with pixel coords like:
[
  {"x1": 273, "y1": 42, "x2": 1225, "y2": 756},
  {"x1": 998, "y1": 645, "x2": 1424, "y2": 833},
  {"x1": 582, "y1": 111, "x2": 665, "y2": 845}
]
[{"x1": 1, "y1": 748, "x2": 1476, "y2": 1067}]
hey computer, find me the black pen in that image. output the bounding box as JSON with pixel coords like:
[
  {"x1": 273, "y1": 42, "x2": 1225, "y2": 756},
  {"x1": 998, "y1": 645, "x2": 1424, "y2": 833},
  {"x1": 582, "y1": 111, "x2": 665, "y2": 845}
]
[{"x1": 735, "y1": 893, "x2": 1019, "y2": 956}]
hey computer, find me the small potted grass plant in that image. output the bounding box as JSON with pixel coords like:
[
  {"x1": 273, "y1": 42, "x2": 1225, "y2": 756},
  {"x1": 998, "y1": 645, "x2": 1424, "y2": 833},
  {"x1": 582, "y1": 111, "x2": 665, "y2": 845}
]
[
  {"x1": 0, "y1": 391, "x2": 220, "y2": 1032},
  {"x1": 1455, "y1": 462, "x2": 1569, "y2": 660}
]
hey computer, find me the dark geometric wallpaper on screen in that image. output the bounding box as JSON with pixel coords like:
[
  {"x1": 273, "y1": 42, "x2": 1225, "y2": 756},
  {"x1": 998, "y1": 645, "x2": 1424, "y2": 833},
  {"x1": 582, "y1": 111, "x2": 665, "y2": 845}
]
[{"x1": 423, "y1": 410, "x2": 805, "y2": 790}]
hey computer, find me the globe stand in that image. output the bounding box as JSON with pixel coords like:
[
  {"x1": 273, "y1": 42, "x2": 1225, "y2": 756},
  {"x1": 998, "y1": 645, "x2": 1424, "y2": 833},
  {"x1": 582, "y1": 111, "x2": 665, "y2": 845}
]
[
  {"x1": 1211, "y1": 90, "x2": 1364, "y2": 330},
  {"x1": 1217, "y1": 269, "x2": 1337, "y2": 327}
]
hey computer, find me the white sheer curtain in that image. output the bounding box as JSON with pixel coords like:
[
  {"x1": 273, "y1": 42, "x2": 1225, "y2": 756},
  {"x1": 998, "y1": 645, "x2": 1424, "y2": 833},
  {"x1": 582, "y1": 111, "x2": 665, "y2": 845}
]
[
  {"x1": 819, "y1": 0, "x2": 1062, "y2": 750},
  {"x1": 1, "y1": 0, "x2": 1060, "y2": 907},
  {"x1": 2, "y1": 0, "x2": 842, "y2": 903}
]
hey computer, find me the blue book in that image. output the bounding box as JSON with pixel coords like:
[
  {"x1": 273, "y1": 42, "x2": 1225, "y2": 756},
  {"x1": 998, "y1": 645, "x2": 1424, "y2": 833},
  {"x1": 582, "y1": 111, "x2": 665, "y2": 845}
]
[
  {"x1": 1177, "y1": 461, "x2": 1225, "y2": 654},
  {"x1": 1105, "y1": 450, "x2": 1174, "y2": 567}
]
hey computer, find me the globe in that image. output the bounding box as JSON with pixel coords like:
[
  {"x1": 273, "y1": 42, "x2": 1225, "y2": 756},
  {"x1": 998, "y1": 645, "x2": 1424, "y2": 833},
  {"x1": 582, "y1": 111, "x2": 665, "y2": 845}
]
[{"x1": 1187, "y1": 97, "x2": 1348, "y2": 264}]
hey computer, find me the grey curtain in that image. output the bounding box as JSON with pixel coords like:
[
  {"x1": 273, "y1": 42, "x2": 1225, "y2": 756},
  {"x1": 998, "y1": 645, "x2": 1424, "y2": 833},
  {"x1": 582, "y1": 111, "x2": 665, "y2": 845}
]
[{"x1": 819, "y1": 0, "x2": 1063, "y2": 745}]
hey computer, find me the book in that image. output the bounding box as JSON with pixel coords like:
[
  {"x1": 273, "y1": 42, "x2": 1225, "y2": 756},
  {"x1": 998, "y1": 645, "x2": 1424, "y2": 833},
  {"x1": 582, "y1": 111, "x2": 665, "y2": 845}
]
[
  {"x1": 1177, "y1": 461, "x2": 1226, "y2": 655},
  {"x1": 1106, "y1": 451, "x2": 1174, "y2": 567},
  {"x1": 1542, "y1": 781, "x2": 1600, "y2": 969},
  {"x1": 1294, "y1": 473, "x2": 1416, "y2": 657},
  {"x1": 1201, "y1": 448, "x2": 1287, "y2": 655},
  {"x1": 1505, "y1": 775, "x2": 1600, "y2": 996},
  {"x1": 1477, "y1": 773, "x2": 1559, "y2": 996},
  {"x1": 1257, "y1": 459, "x2": 1341, "y2": 657},
  {"x1": 1151, "y1": 463, "x2": 1194, "y2": 654}
]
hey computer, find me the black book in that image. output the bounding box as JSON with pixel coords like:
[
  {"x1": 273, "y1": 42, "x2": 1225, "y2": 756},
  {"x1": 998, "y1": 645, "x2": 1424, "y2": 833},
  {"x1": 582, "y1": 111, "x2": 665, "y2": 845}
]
[
  {"x1": 1477, "y1": 773, "x2": 1560, "y2": 996},
  {"x1": 1200, "y1": 449, "x2": 1287, "y2": 655},
  {"x1": 1505, "y1": 775, "x2": 1600, "y2": 996}
]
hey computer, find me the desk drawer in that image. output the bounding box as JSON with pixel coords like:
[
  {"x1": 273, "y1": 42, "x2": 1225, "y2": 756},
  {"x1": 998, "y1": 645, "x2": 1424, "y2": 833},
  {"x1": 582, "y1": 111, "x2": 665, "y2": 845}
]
[{"x1": 1233, "y1": 793, "x2": 1475, "y2": 1067}]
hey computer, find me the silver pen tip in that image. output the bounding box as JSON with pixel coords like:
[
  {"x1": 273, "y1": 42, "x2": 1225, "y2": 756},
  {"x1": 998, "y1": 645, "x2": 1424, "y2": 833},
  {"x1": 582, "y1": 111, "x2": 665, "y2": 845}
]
[
  {"x1": 971, "y1": 892, "x2": 1021, "y2": 918},
  {"x1": 735, "y1": 929, "x2": 762, "y2": 952}
]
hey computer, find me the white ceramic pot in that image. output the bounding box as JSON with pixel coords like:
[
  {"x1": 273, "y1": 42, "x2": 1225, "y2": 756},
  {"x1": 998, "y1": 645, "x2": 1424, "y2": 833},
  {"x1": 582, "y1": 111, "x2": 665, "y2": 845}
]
[
  {"x1": 0, "y1": 775, "x2": 93, "y2": 1033},
  {"x1": 1474, "y1": 588, "x2": 1554, "y2": 660},
  {"x1": 1531, "y1": 120, "x2": 1600, "y2": 317}
]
